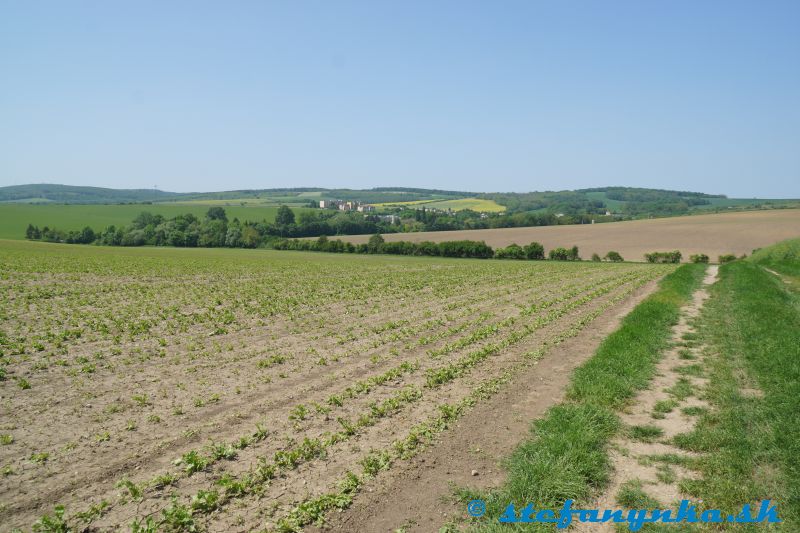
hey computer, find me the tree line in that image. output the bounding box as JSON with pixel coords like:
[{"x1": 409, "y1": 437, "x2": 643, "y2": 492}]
[
  {"x1": 274, "y1": 234, "x2": 496, "y2": 258},
  {"x1": 272, "y1": 234, "x2": 625, "y2": 263},
  {"x1": 22, "y1": 205, "x2": 657, "y2": 264},
  {"x1": 22, "y1": 205, "x2": 631, "y2": 264},
  {"x1": 23, "y1": 205, "x2": 617, "y2": 248}
]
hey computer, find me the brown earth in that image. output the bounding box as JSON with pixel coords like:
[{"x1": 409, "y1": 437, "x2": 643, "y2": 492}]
[
  {"x1": 309, "y1": 278, "x2": 660, "y2": 533},
  {"x1": 0, "y1": 248, "x2": 669, "y2": 532},
  {"x1": 338, "y1": 209, "x2": 800, "y2": 262}
]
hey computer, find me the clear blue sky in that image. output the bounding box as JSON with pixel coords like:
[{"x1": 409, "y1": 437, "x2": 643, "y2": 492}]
[{"x1": 1, "y1": 1, "x2": 798, "y2": 197}]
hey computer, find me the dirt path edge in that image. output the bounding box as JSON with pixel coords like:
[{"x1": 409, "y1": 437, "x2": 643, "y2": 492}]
[{"x1": 309, "y1": 278, "x2": 662, "y2": 533}]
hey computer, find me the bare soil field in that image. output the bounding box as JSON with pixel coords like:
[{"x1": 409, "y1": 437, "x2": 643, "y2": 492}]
[
  {"x1": 0, "y1": 240, "x2": 671, "y2": 532},
  {"x1": 310, "y1": 276, "x2": 660, "y2": 533},
  {"x1": 340, "y1": 209, "x2": 800, "y2": 261}
]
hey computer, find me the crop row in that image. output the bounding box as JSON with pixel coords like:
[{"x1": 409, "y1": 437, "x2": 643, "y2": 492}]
[{"x1": 77, "y1": 268, "x2": 662, "y2": 530}]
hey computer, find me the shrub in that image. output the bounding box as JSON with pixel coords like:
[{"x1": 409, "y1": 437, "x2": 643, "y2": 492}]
[
  {"x1": 690, "y1": 253, "x2": 709, "y2": 263},
  {"x1": 645, "y1": 250, "x2": 682, "y2": 263},
  {"x1": 549, "y1": 246, "x2": 581, "y2": 261},
  {"x1": 276, "y1": 237, "x2": 493, "y2": 259},
  {"x1": 718, "y1": 254, "x2": 737, "y2": 263},
  {"x1": 604, "y1": 251, "x2": 624, "y2": 262},
  {"x1": 524, "y1": 241, "x2": 545, "y2": 260},
  {"x1": 591, "y1": 253, "x2": 601, "y2": 262},
  {"x1": 437, "y1": 240, "x2": 494, "y2": 259},
  {"x1": 495, "y1": 244, "x2": 526, "y2": 260}
]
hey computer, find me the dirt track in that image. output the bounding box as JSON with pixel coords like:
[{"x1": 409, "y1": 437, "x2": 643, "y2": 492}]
[{"x1": 340, "y1": 209, "x2": 800, "y2": 262}]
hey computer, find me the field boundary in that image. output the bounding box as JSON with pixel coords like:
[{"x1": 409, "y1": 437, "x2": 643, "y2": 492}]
[
  {"x1": 455, "y1": 263, "x2": 705, "y2": 531},
  {"x1": 667, "y1": 252, "x2": 800, "y2": 528},
  {"x1": 305, "y1": 275, "x2": 666, "y2": 532}
]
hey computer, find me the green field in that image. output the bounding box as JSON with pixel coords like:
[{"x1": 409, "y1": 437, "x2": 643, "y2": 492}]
[
  {"x1": 699, "y1": 197, "x2": 800, "y2": 210},
  {"x1": 0, "y1": 204, "x2": 315, "y2": 240},
  {"x1": 583, "y1": 190, "x2": 800, "y2": 213},
  {"x1": 375, "y1": 197, "x2": 506, "y2": 212},
  {"x1": 156, "y1": 194, "x2": 316, "y2": 206}
]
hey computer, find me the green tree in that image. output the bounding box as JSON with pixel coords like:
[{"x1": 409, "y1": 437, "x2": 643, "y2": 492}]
[
  {"x1": 25, "y1": 224, "x2": 40, "y2": 240},
  {"x1": 523, "y1": 241, "x2": 545, "y2": 260},
  {"x1": 604, "y1": 251, "x2": 624, "y2": 262},
  {"x1": 224, "y1": 219, "x2": 242, "y2": 247},
  {"x1": 206, "y1": 207, "x2": 228, "y2": 222},
  {"x1": 199, "y1": 219, "x2": 227, "y2": 247},
  {"x1": 367, "y1": 233, "x2": 385, "y2": 253},
  {"x1": 275, "y1": 205, "x2": 295, "y2": 226},
  {"x1": 79, "y1": 226, "x2": 96, "y2": 244},
  {"x1": 240, "y1": 225, "x2": 261, "y2": 248}
]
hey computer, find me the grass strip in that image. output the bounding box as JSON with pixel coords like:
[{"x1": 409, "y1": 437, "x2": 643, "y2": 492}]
[
  {"x1": 461, "y1": 264, "x2": 704, "y2": 532},
  {"x1": 672, "y1": 245, "x2": 800, "y2": 529}
]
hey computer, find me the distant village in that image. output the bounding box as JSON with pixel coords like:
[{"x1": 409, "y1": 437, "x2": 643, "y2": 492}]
[
  {"x1": 318, "y1": 199, "x2": 401, "y2": 224},
  {"x1": 316, "y1": 197, "x2": 508, "y2": 224},
  {"x1": 316, "y1": 198, "x2": 615, "y2": 224},
  {"x1": 318, "y1": 199, "x2": 375, "y2": 212}
]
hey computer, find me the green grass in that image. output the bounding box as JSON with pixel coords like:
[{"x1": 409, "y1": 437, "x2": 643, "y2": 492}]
[
  {"x1": 750, "y1": 237, "x2": 800, "y2": 280},
  {"x1": 567, "y1": 264, "x2": 705, "y2": 409},
  {"x1": 460, "y1": 264, "x2": 704, "y2": 532},
  {"x1": 159, "y1": 196, "x2": 312, "y2": 206},
  {"x1": 652, "y1": 398, "x2": 679, "y2": 417},
  {"x1": 680, "y1": 406, "x2": 707, "y2": 416},
  {"x1": 672, "y1": 247, "x2": 800, "y2": 529},
  {"x1": 673, "y1": 363, "x2": 704, "y2": 377},
  {"x1": 665, "y1": 377, "x2": 694, "y2": 400},
  {"x1": 0, "y1": 203, "x2": 315, "y2": 240},
  {"x1": 629, "y1": 424, "x2": 665, "y2": 443},
  {"x1": 616, "y1": 479, "x2": 662, "y2": 508}
]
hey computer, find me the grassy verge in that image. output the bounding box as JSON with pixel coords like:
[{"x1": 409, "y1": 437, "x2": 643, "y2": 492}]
[
  {"x1": 672, "y1": 243, "x2": 800, "y2": 529},
  {"x1": 460, "y1": 264, "x2": 705, "y2": 531}
]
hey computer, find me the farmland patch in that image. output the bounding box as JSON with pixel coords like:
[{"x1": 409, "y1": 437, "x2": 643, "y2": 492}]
[{"x1": 0, "y1": 240, "x2": 671, "y2": 531}]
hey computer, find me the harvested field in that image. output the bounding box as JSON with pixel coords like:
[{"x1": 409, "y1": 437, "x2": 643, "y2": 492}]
[
  {"x1": 339, "y1": 209, "x2": 800, "y2": 262},
  {"x1": 0, "y1": 240, "x2": 671, "y2": 532}
]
